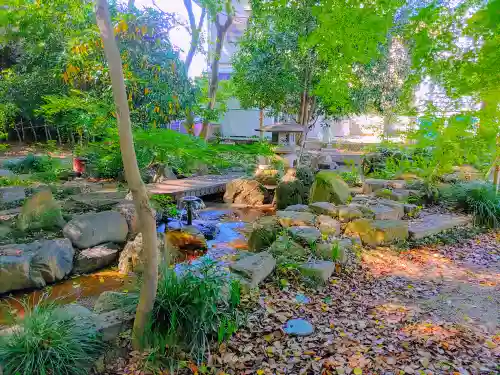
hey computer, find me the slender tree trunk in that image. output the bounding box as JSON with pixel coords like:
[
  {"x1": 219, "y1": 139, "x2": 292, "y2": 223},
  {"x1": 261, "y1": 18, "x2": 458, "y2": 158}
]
[
  {"x1": 20, "y1": 119, "x2": 26, "y2": 142},
  {"x1": 259, "y1": 108, "x2": 264, "y2": 140},
  {"x1": 96, "y1": 0, "x2": 158, "y2": 350},
  {"x1": 56, "y1": 127, "x2": 62, "y2": 145},
  {"x1": 14, "y1": 123, "x2": 22, "y2": 144},
  {"x1": 183, "y1": 0, "x2": 206, "y2": 73},
  {"x1": 30, "y1": 121, "x2": 37, "y2": 142}
]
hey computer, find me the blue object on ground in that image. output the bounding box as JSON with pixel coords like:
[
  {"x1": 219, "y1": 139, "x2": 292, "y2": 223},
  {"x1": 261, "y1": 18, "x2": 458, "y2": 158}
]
[
  {"x1": 295, "y1": 293, "x2": 310, "y2": 304},
  {"x1": 284, "y1": 319, "x2": 314, "y2": 336}
]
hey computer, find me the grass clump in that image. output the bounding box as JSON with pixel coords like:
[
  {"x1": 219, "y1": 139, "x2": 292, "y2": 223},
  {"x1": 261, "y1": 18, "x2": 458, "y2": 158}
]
[
  {"x1": 145, "y1": 260, "x2": 242, "y2": 366},
  {"x1": 5, "y1": 153, "x2": 58, "y2": 174},
  {"x1": 0, "y1": 298, "x2": 102, "y2": 375},
  {"x1": 441, "y1": 182, "x2": 500, "y2": 228}
]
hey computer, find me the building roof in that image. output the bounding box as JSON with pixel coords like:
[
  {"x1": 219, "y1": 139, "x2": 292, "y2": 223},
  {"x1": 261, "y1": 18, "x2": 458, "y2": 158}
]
[{"x1": 257, "y1": 122, "x2": 304, "y2": 132}]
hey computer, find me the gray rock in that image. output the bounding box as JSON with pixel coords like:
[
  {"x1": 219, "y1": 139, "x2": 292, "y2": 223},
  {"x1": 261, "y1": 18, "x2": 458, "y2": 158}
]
[
  {"x1": 0, "y1": 239, "x2": 74, "y2": 293},
  {"x1": 118, "y1": 232, "x2": 165, "y2": 274},
  {"x1": 277, "y1": 210, "x2": 316, "y2": 227},
  {"x1": 224, "y1": 179, "x2": 269, "y2": 206},
  {"x1": 284, "y1": 204, "x2": 311, "y2": 212},
  {"x1": 362, "y1": 179, "x2": 406, "y2": 194},
  {"x1": 70, "y1": 191, "x2": 127, "y2": 209},
  {"x1": 300, "y1": 260, "x2": 335, "y2": 282},
  {"x1": 370, "y1": 204, "x2": 402, "y2": 220},
  {"x1": 345, "y1": 219, "x2": 409, "y2": 247},
  {"x1": 403, "y1": 203, "x2": 421, "y2": 218},
  {"x1": 309, "y1": 201, "x2": 337, "y2": 217},
  {"x1": 288, "y1": 226, "x2": 321, "y2": 245},
  {"x1": 73, "y1": 243, "x2": 120, "y2": 274},
  {"x1": 409, "y1": 214, "x2": 471, "y2": 239},
  {"x1": 0, "y1": 187, "x2": 25, "y2": 204},
  {"x1": 316, "y1": 215, "x2": 341, "y2": 236},
  {"x1": 284, "y1": 319, "x2": 314, "y2": 336},
  {"x1": 230, "y1": 251, "x2": 276, "y2": 288},
  {"x1": 0, "y1": 169, "x2": 14, "y2": 177},
  {"x1": 93, "y1": 291, "x2": 138, "y2": 314},
  {"x1": 338, "y1": 205, "x2": 363, "y2": 222},
  {"x1": 112, "y1": 201, "x2": 139, "y2": 238},
  {"x1": 63, "y1": 211, "x2": 128, "y2": 249}
]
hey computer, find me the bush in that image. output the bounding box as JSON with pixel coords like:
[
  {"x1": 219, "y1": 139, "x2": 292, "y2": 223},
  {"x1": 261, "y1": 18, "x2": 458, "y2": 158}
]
[
  {"x1": 146, "y1": 260, "x2": 242, "y2": 365},
  {"x1": 441, "y1": 182, "x2": 500, "y2": 228},
  {"x1": 0, "y1": 298, "x2": 102, "y2": 375},
  {"x1": 5, "y1": 154, "x2": 58, "y2": 174}
]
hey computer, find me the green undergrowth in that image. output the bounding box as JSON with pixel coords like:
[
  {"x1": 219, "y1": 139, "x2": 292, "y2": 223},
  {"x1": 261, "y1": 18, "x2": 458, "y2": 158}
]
[
  {"x1": 0, "y1": 297, "x2": 103, "y2": 375},
  {"x1": 395, "y1": 226, "x2": 486, "y2": 250}
]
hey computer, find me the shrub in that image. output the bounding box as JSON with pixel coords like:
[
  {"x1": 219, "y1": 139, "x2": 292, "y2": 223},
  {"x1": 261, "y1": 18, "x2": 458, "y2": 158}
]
[
  {"x1": 146, "y1": 260, "x2": 242, "y2": 365},
  {"x1": 441, "y1": 182, "x2": 500, "y2": 228},
  {"x1": 5, "y1": 154, "x2": 58, "y2": 174},
  {"x1": 0, "y1": 298, "x2": 102, "y2": 375}
]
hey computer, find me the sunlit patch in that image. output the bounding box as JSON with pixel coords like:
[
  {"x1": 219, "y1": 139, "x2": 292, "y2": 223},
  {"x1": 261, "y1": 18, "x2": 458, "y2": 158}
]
[
  {"x1": 371, "y1": 303, "x2": 419, "y2": 324},
  {"x1": 399, "y1": 322, "x2": 477, "y2": 351}
]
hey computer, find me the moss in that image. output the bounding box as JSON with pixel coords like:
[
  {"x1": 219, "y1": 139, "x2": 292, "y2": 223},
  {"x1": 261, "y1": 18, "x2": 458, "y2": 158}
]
[
  {"x1": 309, "y1": 171, "x2": 350, "y2": 204},
  {"x1": 275, "y1": 180, "x2": 308, "y2": 210}
]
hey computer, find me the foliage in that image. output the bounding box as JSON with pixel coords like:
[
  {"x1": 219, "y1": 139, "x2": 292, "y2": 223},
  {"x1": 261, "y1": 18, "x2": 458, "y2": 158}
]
[
  {"x1": 5, "y1": 153, "x2": 58, "y2": 174},
  {"x1": 145, "y1": 260, "x2": 242, "y2": 365},
  {"x1": 440, "y1": 182, "x2": 500, "y2": 228},
  {"x1": 150, "y1": 194, "x2": 178, "y2": 218},
  {"x1": 0, "y1": 297, "x2": 102, "y2": 375},
  {"x1": 397, "y1": 226, "x2": 486, "y2": 250}
]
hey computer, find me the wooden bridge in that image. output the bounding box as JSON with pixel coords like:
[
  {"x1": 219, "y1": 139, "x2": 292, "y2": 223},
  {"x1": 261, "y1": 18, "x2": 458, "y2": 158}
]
[{"x1": 147, "y1": 173, "x2": 243, "y2": 200}]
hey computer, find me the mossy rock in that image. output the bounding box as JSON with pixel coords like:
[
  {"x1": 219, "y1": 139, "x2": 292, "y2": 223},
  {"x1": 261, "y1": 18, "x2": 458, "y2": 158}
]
[
  {"x1": 268, "y1": 236, "x2": 307, "y2": 262},
  {"x1": 345, "y1": 219, "x2": 409, "y2": 247},
  {"x1": 296, "y1": 166, "x2": 315, "y2": 188},
  {"x1": 309, "y1": 171, "x2": 349, "y2": 205},
  {"x1": 248, "y1": 216, "x2": 281, "y2": 252},
  {"x1": 16, "y1": 190, "x2": 65, "y2": 231},
  {"x1": 275, "y1": 180, "x2": 308, "y2": 210}
]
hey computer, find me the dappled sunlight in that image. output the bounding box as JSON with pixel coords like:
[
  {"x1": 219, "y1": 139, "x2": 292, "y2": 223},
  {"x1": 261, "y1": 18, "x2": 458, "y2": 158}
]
[{"x1": 370, "y1": 303, "x2": 420, "y2": 324}]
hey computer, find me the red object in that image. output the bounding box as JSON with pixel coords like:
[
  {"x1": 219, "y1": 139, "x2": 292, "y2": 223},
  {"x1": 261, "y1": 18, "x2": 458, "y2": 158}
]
[{"x1": 73, "y1": 157, "x2": 86, "y2": 175}]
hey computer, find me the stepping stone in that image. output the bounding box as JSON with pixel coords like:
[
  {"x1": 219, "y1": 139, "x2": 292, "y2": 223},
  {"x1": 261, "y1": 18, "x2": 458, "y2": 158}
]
[
  {"x1": 370, "y1": 204, "x2": 402, "y2": 220},
  {"x1": 309, "y1": 201, "x2": 337, "y2": 216},
  {"x1": 277, "y1": 210, "x2": 316, "y2": 227},
  {"x1": 316, "y1": 215, "x2": 341, "y2": 236},
  {"x1": 284, "y1": 319, "x2": 314, "y2": 336},
  {"x1": 300, "y1": 260, "x2": 335, "y2": 282},
  {"x1": 409, "y1": 214, "x2": 471, "y2": 239},
  {"x1": 70, "y1": 191, "x2": 127, "y2": 209},
  {"x1": 0, "y1": 186, "x2": 25, "y2": 204},
  {"x1": 230, "y1": 251, "x2": 276, "y2": 288}
]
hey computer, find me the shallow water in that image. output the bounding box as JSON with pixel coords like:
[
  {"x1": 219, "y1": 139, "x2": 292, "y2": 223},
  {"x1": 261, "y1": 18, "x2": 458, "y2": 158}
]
[{"x1": 0, "y1": 203, "x2": 272, "y2": 325}]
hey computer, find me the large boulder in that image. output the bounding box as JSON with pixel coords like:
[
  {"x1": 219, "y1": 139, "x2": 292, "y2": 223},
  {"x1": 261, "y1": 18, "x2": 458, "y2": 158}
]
[
  {"x1": 0, "y1": 239, "x2": 74, "y2": 294},
  {"x1": 370, "y1": 204, "x2": 402, "y2": 220},
  {"x1": 230, "y1": 251, "x2": 276, "y2": 288},
  {"x1": 275, "y1": 180, "x2": 308, "y2": 209},
  {"x1": 224, "y1": 179, "x2": 269, "y2": 206},
  {"x1": 277, "y1": 210, "x2": 316, "y2": 227},
  {"x1": 345, "y1": 219, "x2": 409, "y2": 247},
  {"x1": 309, "y1": 202, "x2": 337, "y2": 217},
  {"x1": 73, "y1": 243, "x2": 120, "y2": 274},
  {"x1": 112, "y1": 201, "x2": 140, "y2": 239},
  {"x1": 309, "y1": 171, "x2": 349, "y2": 204},
  {"x1": 118, "y1": 232, "x2": 165, "y2": 274},
  {"x1": 248, "y1": 216, "x2": 281, "y2": 252},
  {"x1": 16, "y1": 190, "x2": 65, "y2": 231},
  {"x1": 315, "y1": 215, "x2": 341, "y2": 236},
  {"x1": 409, "y1": 214, "x2": 471, "y2": 239},
  {"x1": 63, "y1": 211, "x2": 128, "y2": 249},
  {"x1": 0, "y1": 186, "x2": 25, "y2": 205},
  {"x1": 337, "y1": 205, "x2": 363, "y2": 223},
  {"x1": 254, "y1": 167, "x2": 280, "y2": 185},
  {"x1": 165, "y1": 226, "x2": 208, "y2": 262}
]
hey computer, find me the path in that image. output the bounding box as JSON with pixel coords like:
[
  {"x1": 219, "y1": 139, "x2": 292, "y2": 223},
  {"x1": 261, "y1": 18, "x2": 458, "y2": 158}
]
[{"x1": 147, "y1": 173, "x2": 244, "y2": 199}]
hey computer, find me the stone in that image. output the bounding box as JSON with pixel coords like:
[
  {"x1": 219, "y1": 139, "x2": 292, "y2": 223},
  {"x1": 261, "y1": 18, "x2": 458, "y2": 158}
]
[
  {"x1": 118, "y1": 232, "x2": 165, "y2": 274},
  {"x1": 349, "y1": 186, "x2": 364, "y2": 196},
  {"x1": 70, "y1": 191, "x2": 127, "y2": 209},
  {"x1": 288, "y1": 226, "x2": 321, "y2": 245},
  {"x1": 377, "y1": 199, "x2": 405, "y2": 217},
  {"x1": 96, "y1": 309, "x2": 134, "y2": 342},
  {"x1": 337, "y1": 206, "x2": 363, "y2": 222},
  {"x1": 314, "y1": 239, "x2": 356, "y2": 264},
  {"x1": 345, "y1": 219, "x2": 409, "y2": 247},
  {"x1": 63, "y1": 211, "x2": 128, "y2": 249},
  {"x1": 268, "y1": 237, "x2": 306, "y2": 260},
  {"x1": 230, "y1": 251, "x2": 276, "y2": 288},
  {"x1": 16, "y1": 190, "x2": 65, "y2": 231},
  {"x1": 143, "y1": 163, "x2": 177, "y2": 183},
  {"x1": 0, "y1": 187, "x2": 25, "y2": 204},
  {"x1": 275, "y1": 180, "x2": 307, "y2": 209},
  {"x1": 0, "y1": 238, "x2": 74, "y2": 293},
  {"x1": 73, "y1": 243, "x2": 120, "y2": 274},
  {"x1": 93, "y1": 291, "x2": 138, "y2": 314},
  {"x1": 370, "y1": 204, "x2": 402, "y2": 220},
  {"x1": 284, "y1": 204, "x2": 311, "y2": 212},
  {"x1": 284, "y1": 319, "x2": 314, "y2": 336},
  {"x1": 61, "y1": 180, "x2": 101, "y2": 195},
  {"x1": 300, "y1": 260, "x2": 335, "y2": 282},
  {"x1": 362, "y1": 179, "x2": 407, "y2": 194},
  {"x1": 248, "y1": 216, "x2": 281, "y2": 252},
  {"x1": 442, "y1": 165, "x2": 482, "y2": 183},
  {"x1": 316, "y1": 215, "x2": 341, "y2": 236},
  {"x1": 409, "y1": 214, "x2": 471, "y2": 239},
  {"x1": 0, "y1": 169, "x2": 14, "y2": 177},
  {"x1": 403, "y1": 203, "x2": 421, "y2": 218},
  {"x1": 0, "y1": 225, "x2": 12, "y2": 239},
  {"x1": 224, "y1": 179, "x2": 269, "y2": 206},
  {"x1": 309, "y1": 201, "x2": 337, "y2": 217},
  {"x1": 254, "y1": 167, "x2": 280, "y2": 185},
  {"x1": 165, "y1": 226, "x2": 207, "y2": 261},
  {"x1": 112, "y1": 201, "x2": 139, "y2": 238},
  {"x1": 277, "y1": 210, "x2": 316, "y2": 227},
  {"x1": 309, "y1": 171, "x2": 350, "y2": 204}
]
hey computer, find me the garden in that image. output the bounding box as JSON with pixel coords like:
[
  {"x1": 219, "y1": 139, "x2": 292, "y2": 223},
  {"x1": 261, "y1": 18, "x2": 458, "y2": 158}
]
[{"x1": 0, "y1": 0, "x2": 499, "y2": 375}]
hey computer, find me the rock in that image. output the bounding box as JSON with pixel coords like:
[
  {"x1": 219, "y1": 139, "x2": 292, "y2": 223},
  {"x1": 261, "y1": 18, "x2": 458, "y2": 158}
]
[
  {"x1": 300, "y1": 260, "x2": 335, "y2": 282},
  {"x1": 73, "y1": 243, "x2": 120, "y2": 274},
  {"x1": 309, "y1": 171, "x2": 350, "y2": 204},
  {"x1": 0, "y1": 225, "x2": 12, "y2": 239},
  {"x1": 112, "y1": 201, "x2": 139, "y2": 238},
  {"x1": 275, "y1": 180, "x2": 308, "y2": 209},
  {"x1": 118, "y1": 232, "x2": 165, "y2": 274},
  {"x1": 70, "y1": 191, "x2": 127, "y2": 209},
  {"x1": 284, "y1": 204, "x2": 311, "y2": 212},
  {"x1": 370, "y1": 204, "x2": 402, "y2": 220},
  {"x1": 376, "y1": 188, "x2": 420, "y2": 202},
  {"x1": 315, "y1": 239, "x2": 355, "y2": 263},
  {"x1": 345, "y1": 219, "x2": 409, "y2": 247},
  {"x1": 409, "y1": 214, "x2": 471, "y2": 239},
  {"x1": 94, "y1": 291, "x2": 138, "y2": 314},
  {"x1": 442, "y1": 165, "x2": 482, "y2": 183},
  {"x1": 230, "y1": 251, "x2": 276, "y2": 288},
  {"x1": 165, "y1": 226, "x2": 207, "y2": 261},
  {"x1": 268, "y1": 237, "x2": 306, "y2": 260},
  {"x1": 63, "y1": 211, "x2": 128, "y2": 249},
  {"x1": 315, "y1": 215, "x2": 341, "y2": 236},
  {"x1": 337, "y1": 205, "x2": 363, "y2": 222},
  {"x1": 277, "y1": 210, "x2": 316, "y2": 227},
  {"x1": 61, "y1": 180, "x2": 102, "y2": 195},
  {"x1": 248, "y1": 216, "x2": 281, "y2": 252},
  {"x1": 254, "y1": 167, "x2": 280, "y2": 185},
  {"x1": 0, "y1": 238, "x2": 74, "y2": 293},
  {"x1": 349, "y1": 186, "x2": 364, "y2": 196},
  {"x1": 362, "y1": 179, "x2": 406, "y2": 194},
  {"x1": 288, "y1": 226, "x2": 321, "y2": 245},
  {"x1": 377, "y1": 199, "x2": 405, "y2": 217},
  {"x1": 143, "y1": 163, "x2": 177, "y2": 183},
  {"x1": 0, "y1": 187, "x2": 25, "y2": 205},
  {"x1": 309, "y1": 201, "x2": 337, "y2": 217},
  {"x1": 284, "y1": 319, "x2": 314, "y2": 336},
  {"x1": 403, "y1": 203, "x2": 421, "y2": 218},
  {"x1": 0, "y1": 169, "x2": 14, "y2": 177},
  {"x1": 224, "y1": 179, "x2": 269, "y2": 206},
  {"x1": 16, "y1": 190, "x2": 65, "y2": 231}
]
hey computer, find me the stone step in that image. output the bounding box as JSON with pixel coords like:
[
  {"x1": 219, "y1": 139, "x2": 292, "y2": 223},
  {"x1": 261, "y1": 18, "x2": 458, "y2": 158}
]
[{"x1": 409, "y1": 214, "x2": 471, "y2": 239}]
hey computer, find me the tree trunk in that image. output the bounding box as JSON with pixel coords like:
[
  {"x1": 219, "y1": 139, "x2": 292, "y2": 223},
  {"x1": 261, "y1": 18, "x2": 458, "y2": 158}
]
[
  {"x1": 14, "y1": 123, "x2": 22, "y2": 144},
  {"x1": 56, "y1": 126, "x2": 62, "y2": 145},
  {"x1": 184, "y1": 0, "x2": 206, "y2": 73},
  {"x1": 96, "y1": 0, "x2": 158, "y2": 350},
  {"x1": 200, "y1": 3, "x2": 233, "y2": 140},
  {"x1": 30, "y1": 121, "x2": 37, "y2": 142},
  {"x1": 259, "y1": 108, "x2": 264, "y2": 140},
  {"x1": 20, "y1": 119, "x2": 26, "y2": 142}
]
